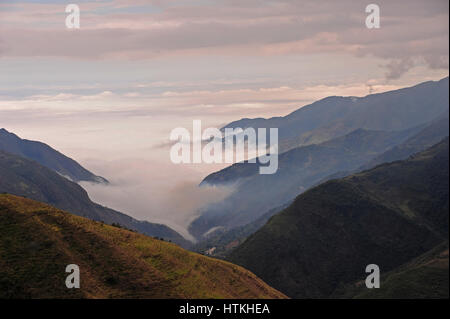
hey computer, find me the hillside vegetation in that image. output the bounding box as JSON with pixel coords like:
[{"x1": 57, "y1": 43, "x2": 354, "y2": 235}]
[
  {"x1": 343, "y1": 242, "x2": 449, "y2": 299},
  {"x1": 0, "y1": 194, "x2": 286, "y2": 299},
  {"x1": 229, "y1": 138, "x2": 449, "y2": 298}
]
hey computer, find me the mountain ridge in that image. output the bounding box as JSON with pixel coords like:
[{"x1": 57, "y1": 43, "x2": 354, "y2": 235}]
[
  {"x1": 228, "y1": 137, "x2": 449, "y2": 298},
  {"x1": 0, "y1": 194, "x2": 286, "y2": 299},
  {"x1": 191, "y1": 77, "x2": 449, "y2": 240},
  {"x1": 0, "y1": 128, "x2": 108, "y2": 184},
  {"x1": 191, "y1": 125, "x2": 425, "y2": 239},
  {"x1": 224, "y1": 77, "x2": 449, "y2": 151},
  {"x1": 0, "y1": 149, "x2": 189, "y2": 247}
]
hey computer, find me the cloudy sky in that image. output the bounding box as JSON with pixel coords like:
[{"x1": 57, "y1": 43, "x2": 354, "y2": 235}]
[{"x1": 0, "y1": 0, "x2": 448, "y2": 238}]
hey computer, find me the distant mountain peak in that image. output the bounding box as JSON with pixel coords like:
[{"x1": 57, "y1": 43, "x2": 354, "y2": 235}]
[{"x1": 0, "y1": 128, "x2": 17, "y2": 136}]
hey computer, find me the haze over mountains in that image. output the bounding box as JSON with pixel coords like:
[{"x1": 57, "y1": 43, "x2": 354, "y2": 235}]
[
  {"x1": 0, "y1": 129, "x2": 287, "y2": 298},
  {"x1": 191, "y1": 77, "x2": 449, "y2": 240},
  {"x1": 360, "y1": 113, "x2": 449, "y2": 170},
  {"x1": 0, "y1": 76, "x2": 448, "y2": 299},
  {"x1": 194, "y1": 113, "x2": 449, "y2": 256},
  {"x1": 224, "y1": 77, "x2": 449, "y2": 151},
  {"x1": 229, "y1": 138, "x2": 449, "y2": 298},
  {"x1": 0, "y1": 148, "x2": 188, "y2": 247}
]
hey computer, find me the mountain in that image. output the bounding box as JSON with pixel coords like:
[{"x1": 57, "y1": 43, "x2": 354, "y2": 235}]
[
  {"x1": 191, "y1": 126, "x2": 423, "y2": 239},
  {"x1": 193, "y1": 203, "x2": 290, "y2": 257},
  {"x1": 228, "y1": 138, "x2": 449, "y2": 298},
  {"x1": 190, "y1": 78, "x2": 449, "y2": 240},
  {"x1": 0, "y1": 150, "x2": 189, "y2": 247},
  {"x1": 361, "y1": 112, "x2": 449, "y2": 170},
  {"x1": 338, "y1": 242, "x2": 448, "y2": 299},
  {"x1": 0, "y1": 128, "x2": 107, "y2": 184},
  {"x1": 224, "y1": 77, "x2": 449, "y2": 151},
  {"x1": 0, "y1": 194, "x2": 286, "y2": 299},
  {"x1": 198, "y1": 113, "x2": 450, "y2": 255},
  {"x1": 312, "y1": 112, "x2": 449, "y2": 187}
]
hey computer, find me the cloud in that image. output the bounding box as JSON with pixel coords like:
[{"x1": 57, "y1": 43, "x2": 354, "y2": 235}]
[
  {"x1": 384, "y1": 58, "x2": 415, "y2": 80},
  {"x1": 80, "y1": 157, "x2": 233, "y2": 241},
  {"x1": 1, "y1": 0, "x2": 448, "y2": 243},
  {"x1": 0, "y1": 0, "x2": 447, "y2": 79},
  {"x1": 0, "y1": 82, "x2": 408, "y2": 118}
]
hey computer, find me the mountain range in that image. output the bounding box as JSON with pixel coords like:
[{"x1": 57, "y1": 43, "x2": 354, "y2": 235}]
[
  {"x1": 0, "y1": 149, "x2": 189, "y2": 247},
  {"x1": 194, "y1": 112, "x2": 449, "y2": 256},
  {"x1": 224, "y1": 77, "x2": 449, "y2": 152},
  {"x1": 0, "y1": 128, "x2": 108, "y2": 184},
  {"x1": 228, "y1": 138, "x2": 449, "y2": 298},
  {"x1": 1, "y1": 77, "x2": 448, "y2": 299},
  {"x1": 192, "y1": 125, "x2": 428, "y2": 239},
  {"x1": 190, "y1": 77, "x2": 449, "y2": 240}
]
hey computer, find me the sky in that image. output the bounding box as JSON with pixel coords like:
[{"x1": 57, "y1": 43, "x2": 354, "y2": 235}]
[{"x1": 0, "y1": 0, "x2": 448, "y2": 239}]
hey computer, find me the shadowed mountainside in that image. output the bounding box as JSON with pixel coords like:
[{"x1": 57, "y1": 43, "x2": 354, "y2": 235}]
[
  {"x1": 0, "y1": 150, "x2": 189, "y2": 247},
  {"x1": 193, "y1": 203, "x2": 291, "y2": 257},
  {"x1": 190, "y1": 78, "x2": 449, "y2": 240},
  {"x1": 361, "y1": 112, "x2": 449, "y2": 170},
  {"x1": 339, "y1": 242, "x2": 448, "y2": 299},
  {"x1": 228, "y1": 138, "x2": 449, "y2": 298},
  {"x1": 191, "y1": 126, "x2": 423, "y2": 239},
  {"x1": 0, "y1": 128, "x2": 107, "y2": 184},
  {"x1": 224, "y1": 77, "x2": 448, "y2": 151},
  {"x1": 313, "y1": 112, "x2": 449, "y2": 187}
]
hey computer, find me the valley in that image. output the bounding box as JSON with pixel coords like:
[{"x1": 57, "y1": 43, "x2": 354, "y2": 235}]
[{"x1": 1, "y1": 77, "x2": 448, "y2": 299}]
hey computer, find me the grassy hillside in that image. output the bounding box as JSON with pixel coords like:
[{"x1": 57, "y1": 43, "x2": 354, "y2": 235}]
[
  {"x1": 0, "y1": 150, "x2": 188, "y2": 247},
  {"x1": 0, "y1": 194, "x2": 286, "y2": 299},
  {"x1": 229, "y1": 138, "x2": 449, "y2": 298}
]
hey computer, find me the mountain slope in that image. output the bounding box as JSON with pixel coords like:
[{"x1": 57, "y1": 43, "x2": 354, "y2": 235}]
[
  {"x1": 224, "y1": 77, "x2": 448, "y2": 151},
  {"x1": 191, "y1": 126, "x2": 422, "y2": 238},
  {"x1": 0, "y1": 150, "x2": 188, "y2": 247},
  {"x1": 0, "y1": 128, "x2": 107, "y2": 184},
  {"x1": 341, "y1": 242, "x2": 449, "y2": 299},
  {"x1": 361, "y1": 112, "x2": 449, "y2": 170},
  {"x1": 312, "y1": 112, "x2": 449, "y2": 187},
  {"x1": 193, "y1": 203, "x2": 291, "y2": 257},
  {"x1": 0, "y1": 194, "x2": 286, "y2": 299},
  {"x1": 228, "y1": 138, "x2": 449, "y2": 298}
]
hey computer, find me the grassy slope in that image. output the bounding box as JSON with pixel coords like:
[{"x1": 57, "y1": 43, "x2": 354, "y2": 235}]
[
  {"x1": 229, "y1": 138, "x2": 449, "y2": 298},
  {"x1": 0, "y1": 194, "x2": 286, "y2": 299}
]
